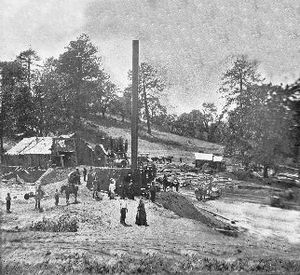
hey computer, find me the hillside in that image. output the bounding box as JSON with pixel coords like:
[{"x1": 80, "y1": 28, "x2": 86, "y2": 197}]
[
  {"x1": 2, "y1": 116, "x2": 223, "y2": 166},
  {"x1": 81, "y1": 116, "x2": 224, "y2": 162}
]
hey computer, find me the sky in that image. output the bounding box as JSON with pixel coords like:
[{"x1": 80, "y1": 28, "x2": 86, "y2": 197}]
[{"x1": 1, "y1": 0, "x2": 299, "y2": 114}]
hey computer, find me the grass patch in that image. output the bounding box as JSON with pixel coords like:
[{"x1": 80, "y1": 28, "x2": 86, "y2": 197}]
[{"x1": 2, "y1": 253, "x2": 300, "y2": 274}]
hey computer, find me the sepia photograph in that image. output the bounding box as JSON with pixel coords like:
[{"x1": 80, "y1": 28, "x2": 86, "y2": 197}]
[{"x1": 1, "y1": 0, "x2": 300, "y2": 274}]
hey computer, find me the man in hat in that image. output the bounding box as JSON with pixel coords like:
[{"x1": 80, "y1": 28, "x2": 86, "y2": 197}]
[
  {"x1": 149, "y1": 182, "x2": 156, "y2": 203},
  {"x1": 120, "y1": 199, "x2": 128, "y2": 225},
  {"x1": 35, "y1": 184, "x2": 43, "y2": 211},
  {"x1": 75, "y1": 168, "x2": 81, "y2": 185},
  {"x1": 54, "y1": 189, "x2": 60, "y2": 206},
  {"x1": 86, "y1": 167, "x2": 93, "y2": 190}
]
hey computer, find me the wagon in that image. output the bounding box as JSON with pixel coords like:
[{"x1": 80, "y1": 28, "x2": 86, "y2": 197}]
[{"x1": 195, "y1": 186, "x2": 222, "y2": 201}]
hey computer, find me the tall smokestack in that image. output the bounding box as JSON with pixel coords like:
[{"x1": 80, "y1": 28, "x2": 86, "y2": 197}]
[{"x1": 131, "y1": 40, "x2": 139, "y2": 183}]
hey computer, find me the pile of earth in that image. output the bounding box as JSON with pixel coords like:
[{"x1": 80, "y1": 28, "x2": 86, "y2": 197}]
[
  {"x1": 156, "y1": 191, "x2": 238, "y2": 235},
  {"x1": 1, "y1": 167, "x2": 46, "y2": 184},
  {"x1": 30, "y1": 214, "x2": 78, "y2": 232},
  {"x1": 39, "y1": 168, "x2": 74, "y2": 185}
]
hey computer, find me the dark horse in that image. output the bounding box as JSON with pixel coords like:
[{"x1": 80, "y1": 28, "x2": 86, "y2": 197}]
[{"x1": 60, "y1": 184, "x2": 79, "y2": 205}]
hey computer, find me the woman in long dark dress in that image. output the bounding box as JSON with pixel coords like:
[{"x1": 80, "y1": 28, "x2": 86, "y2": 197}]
[{"x1": 135, "y1": 199, "x2": 148, "y2": 226}]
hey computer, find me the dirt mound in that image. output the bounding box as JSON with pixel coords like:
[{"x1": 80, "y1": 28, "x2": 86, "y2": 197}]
[
  {"x1": 157, "y1": 192, "x2": 237, "y2": 234},
  {"x1": 39, "y1": 168, "x2": 74, "y2": 185},
  {"x1": 30, "y1": 214, "x2": 78, "y2": 232},
  {"x1": 2, "y1": 167, "x2": 46, "y2": 183}
]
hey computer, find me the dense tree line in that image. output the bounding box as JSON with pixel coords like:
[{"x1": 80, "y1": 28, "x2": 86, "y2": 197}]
[
  {"x1": 0, "y1": 34, "x2": 170, "y2": 157},
  {"x1": 0, "y1": 34, "x2": 114, "y2": 154},
  {"x1": 219, "y1": 55, "x2": 299, "y2": 175},
  {"x1": 0, "y1": 34, "x2": 299, "y2": 174}
]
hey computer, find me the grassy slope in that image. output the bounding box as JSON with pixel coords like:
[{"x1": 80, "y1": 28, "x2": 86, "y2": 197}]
[
  {"x1": 2, "y1": 116, "x2": 224, "y2": 164},
  {"x1": 82, "y1": 116, "x2": 224, "y2": 162}
]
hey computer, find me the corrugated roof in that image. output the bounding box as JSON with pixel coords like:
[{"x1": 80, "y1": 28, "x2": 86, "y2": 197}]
[{"x1": 5, "y1": 137, "x2": 53, "y2": 155}]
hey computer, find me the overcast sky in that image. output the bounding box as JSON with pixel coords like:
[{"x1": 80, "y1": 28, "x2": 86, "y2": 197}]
[{"x1": 1, "y1": 0, "x2": 299, "y2": 113}]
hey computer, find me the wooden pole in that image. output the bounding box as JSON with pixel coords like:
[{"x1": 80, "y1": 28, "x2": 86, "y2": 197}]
[{"x1": 131, "y1": 40, "x2": 139, "y2": 187}]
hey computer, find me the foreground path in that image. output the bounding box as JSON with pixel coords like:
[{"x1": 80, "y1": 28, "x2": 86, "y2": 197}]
[{"x1": 1, "y1": 182, "x2": 300, "y2": 273}]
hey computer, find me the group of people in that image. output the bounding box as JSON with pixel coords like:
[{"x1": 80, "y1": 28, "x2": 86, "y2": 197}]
[
  {"x1": 119, "y1": 198, "x2": 148, "y2": 226},
  {"x1": 5, "y1": 167, "x2": 157, "y2": 228}
]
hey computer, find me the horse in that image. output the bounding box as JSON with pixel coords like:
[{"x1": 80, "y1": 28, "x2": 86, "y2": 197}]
[
  {"x1": 60, "y1": 184, "x2": 79, "y2": 205},
  {"x1": 195, "y1": 186, "x2": 207, "y2": 201},
  {"x1": 156, "y1": 176, "x2": 176, "y2": 191}
]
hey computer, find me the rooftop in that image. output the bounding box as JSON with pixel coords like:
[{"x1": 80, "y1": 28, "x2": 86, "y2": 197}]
[{"x1": 5, "y1": 137, "x2": 53, "y2": 155}]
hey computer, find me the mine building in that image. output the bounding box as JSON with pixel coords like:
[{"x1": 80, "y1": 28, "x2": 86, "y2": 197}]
[{"x1": 4, "y1": 134, "x2": 110, "y2": 168}]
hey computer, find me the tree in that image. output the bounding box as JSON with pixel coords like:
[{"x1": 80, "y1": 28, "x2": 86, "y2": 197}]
[
  {"x1": 224, "y1": 83, "x2": 293, "y2": 176},
  {"x1": 92, "y1": 78, "x2": 118, "y2": 118},
  {"x1": 219, "y1": 55, "x2": 263, "y2": 109},
  {"x1": 13, "y1": 86, "x2": 36, "y2": 136},
  {"x1": 286, "y1": 79, "x2": 300, "y2": 174},
  {"x1": 201, "y1": 103, "x2": 225, "y2": 142},
  {"x1": 33, "y1": 57, "x2": 70, "y2": 134},
  {"x1": 148, "y1": 96, "x2": 167, "y2": 122},
  {"x1": 17, "y1": 48, "x2": 40, "y2": 92},
  {"x1": 110, "y1": 89, "x2": 132, "y2": 122},
  {"x1": 0, "y1": 61, "x2": 25, "y2": 159},
  {"x1": 57, "y1": 33, "x2": 105, "y2": 129},
  {"x1": 127, "y1": 62, "x2": 166, "y2": 134}
]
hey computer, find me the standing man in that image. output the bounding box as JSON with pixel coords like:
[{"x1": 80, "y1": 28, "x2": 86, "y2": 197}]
[
  {"x1": 162, "y1": 174, "x2": 168, "y2": 192},
  {"x1": 87, "y1": 167, "x2": 93, "y2": 190},
  {"x1": 149, "y1": 182, "x2": 156, "y2": 203},
  {"x1": 35, "y1": 185, "x2": 43, "y2": 211},
  {"x1": 83, "y1": 167, "x2": 87, "y2": 182},
  {"x1": 128, "y1": 180, "x2": 135, "y2": 200},
  {"x1": 6, "y1": 193, "x2": 11, "y2": 213},
  {"x1": 92, "y1": 173, "x2": 99, "y2": 199},
  {"x1": 54, "y1": 189, "x2": 60, "y2": 206},
  {"x1": 120, "y1": 199, "x2": 128, "y2": 225}
]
